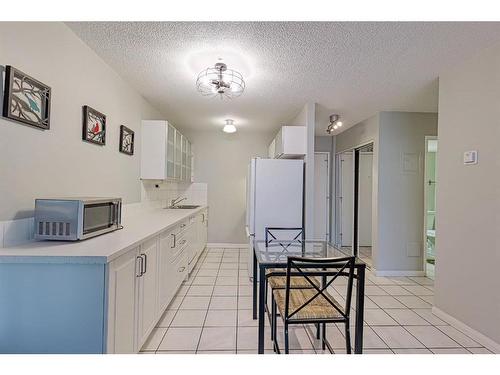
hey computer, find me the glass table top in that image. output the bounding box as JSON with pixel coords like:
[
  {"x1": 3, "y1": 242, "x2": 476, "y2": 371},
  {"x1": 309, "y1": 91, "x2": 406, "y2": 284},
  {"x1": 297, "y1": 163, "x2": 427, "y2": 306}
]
[{"x1": 254, "y1": 240, "x2": 366, "y2": 267}]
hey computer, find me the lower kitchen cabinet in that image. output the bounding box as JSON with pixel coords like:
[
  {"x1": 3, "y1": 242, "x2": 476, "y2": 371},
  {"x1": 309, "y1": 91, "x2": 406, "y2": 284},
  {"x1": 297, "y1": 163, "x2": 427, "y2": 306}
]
[
  {"x1": 0, "y1": 209, "x2": 208, "y2": 354},
  {"x1": 106, "y1": 246, "x2": 141, "y2": 354},
  {"x1": 136, "y1": 237, "x2": 159, "y2": 348}
]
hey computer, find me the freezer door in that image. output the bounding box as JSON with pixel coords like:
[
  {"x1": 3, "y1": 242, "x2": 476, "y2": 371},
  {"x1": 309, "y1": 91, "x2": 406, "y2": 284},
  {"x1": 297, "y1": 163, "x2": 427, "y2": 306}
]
[{"x1": 254, "y1": 159, "x2": 304, "y2": 241}]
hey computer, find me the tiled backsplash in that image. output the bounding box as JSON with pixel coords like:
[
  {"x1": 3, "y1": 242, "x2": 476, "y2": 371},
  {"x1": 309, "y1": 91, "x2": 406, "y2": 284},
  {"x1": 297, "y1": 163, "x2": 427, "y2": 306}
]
[
  {"x1": 141, "y1": 181, "x2": 208, "y2": 207},
  {"x1": 0, "y1": 217, "x2": 35, "y2": 248},
  {"x1": 0, "y1": 181, "x2": 208, "y2": 248}
]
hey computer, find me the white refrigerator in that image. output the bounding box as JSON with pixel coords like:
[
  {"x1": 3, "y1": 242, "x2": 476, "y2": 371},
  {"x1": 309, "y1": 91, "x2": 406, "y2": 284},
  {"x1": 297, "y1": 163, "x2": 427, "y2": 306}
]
[{"x1": 245, "y1": 158, "x2": 304, "y2": 278}]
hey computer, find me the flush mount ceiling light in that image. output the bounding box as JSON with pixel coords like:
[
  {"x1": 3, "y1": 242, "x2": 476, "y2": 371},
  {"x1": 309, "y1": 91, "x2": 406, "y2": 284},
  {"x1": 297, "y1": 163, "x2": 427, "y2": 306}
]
[
  {"x1": 223, "y1": 119, "x2": 237, "y2": 133},
  {"x1": 326, "y1": 114, "x2": 343, "y2": 134},
  {"x1": 196, "y1": 62, "x2": 245, "y2": 99}
]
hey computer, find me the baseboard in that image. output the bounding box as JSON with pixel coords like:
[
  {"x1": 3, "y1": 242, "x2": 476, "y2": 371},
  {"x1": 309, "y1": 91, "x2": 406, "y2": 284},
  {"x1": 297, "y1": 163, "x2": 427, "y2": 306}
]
[
  {"x1": 374, "y1": 269, "x2": 426, "y2": 277},
  {"x1": 432, "y1": 306, "x2": 500, "y2": 353},
  {"x1": 206, "y1": 243, "x2": 247, "y2": 249}
]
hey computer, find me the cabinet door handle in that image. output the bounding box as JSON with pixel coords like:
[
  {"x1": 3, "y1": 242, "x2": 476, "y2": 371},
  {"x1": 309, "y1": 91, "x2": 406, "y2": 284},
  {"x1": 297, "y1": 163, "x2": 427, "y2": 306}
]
[
  {"x1": 171, "y1": 233, "x2": 176, "y2": 248},
  {"x1": 202, "y1": 213, "x2": 205, "y2": 223},
  {"x1": 178, "y1": 266, "x2": 185, "y2": 272},
  {"x1": 141, "y1": 253, "x2": 147, "y2": 274},
  {"x1": 136, "y1": 256, "x2": 143, "y2": 277}
]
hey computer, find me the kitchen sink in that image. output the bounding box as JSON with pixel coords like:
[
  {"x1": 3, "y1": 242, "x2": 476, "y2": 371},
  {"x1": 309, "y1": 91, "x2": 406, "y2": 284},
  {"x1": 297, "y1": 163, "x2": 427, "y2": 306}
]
[{"x1": 165, "y1": 204, "x2": 201, "y2": 209}]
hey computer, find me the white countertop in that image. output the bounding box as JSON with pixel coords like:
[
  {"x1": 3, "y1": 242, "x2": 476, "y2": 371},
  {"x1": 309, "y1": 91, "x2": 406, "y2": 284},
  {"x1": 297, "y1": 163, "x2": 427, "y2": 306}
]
[{"x1": 0, "y1": 204, "x2": 207, "y2": 264}]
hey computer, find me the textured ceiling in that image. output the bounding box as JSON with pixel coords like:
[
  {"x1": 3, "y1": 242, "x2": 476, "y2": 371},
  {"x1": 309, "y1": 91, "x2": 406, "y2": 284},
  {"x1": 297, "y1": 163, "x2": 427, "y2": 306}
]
[{"x1": 67, "y1": 22, "x2": 500, "y2": 135}]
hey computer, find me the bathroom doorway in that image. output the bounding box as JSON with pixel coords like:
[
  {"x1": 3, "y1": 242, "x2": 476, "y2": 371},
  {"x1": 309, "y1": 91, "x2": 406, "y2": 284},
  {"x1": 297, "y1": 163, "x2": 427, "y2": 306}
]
[{"x1": 424, "y1": 137, "x2": 437, "y2": 278}]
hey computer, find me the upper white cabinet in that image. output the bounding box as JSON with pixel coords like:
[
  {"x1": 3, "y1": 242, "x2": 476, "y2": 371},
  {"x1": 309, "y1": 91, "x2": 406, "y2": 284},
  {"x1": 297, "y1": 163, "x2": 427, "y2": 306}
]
[
  {"x1": 141, "y1": 120, "x2": 193, "y2": 181},
  {"x1": 270, "y1": 126, "x2": 307, "y2": 159}
]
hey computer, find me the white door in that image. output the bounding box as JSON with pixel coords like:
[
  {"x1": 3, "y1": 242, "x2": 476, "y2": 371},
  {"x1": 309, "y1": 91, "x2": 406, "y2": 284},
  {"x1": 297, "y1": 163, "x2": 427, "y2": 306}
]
[
  {"x1": 314, "y1": 153, "x2": 329, "y2": 240},
  {"x1": 106, "y1": 247, "x2": 140, "y2": 353},
  {"x1": 340, "y1": 152, "x2": 354, "y2": 247},
  {"x1": 358, "y1": 153, "x2": 373, "y2": 246},
  {"x1": 137, "y1": 237, "x2": 159, "y2": 347}
]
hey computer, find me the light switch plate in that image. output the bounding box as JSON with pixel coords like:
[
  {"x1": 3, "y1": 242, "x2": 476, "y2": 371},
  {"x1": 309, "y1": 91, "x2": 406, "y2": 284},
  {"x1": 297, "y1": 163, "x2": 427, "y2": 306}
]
[{"x1": 463, "y1": 150, "x2": 478, "y2": 165}]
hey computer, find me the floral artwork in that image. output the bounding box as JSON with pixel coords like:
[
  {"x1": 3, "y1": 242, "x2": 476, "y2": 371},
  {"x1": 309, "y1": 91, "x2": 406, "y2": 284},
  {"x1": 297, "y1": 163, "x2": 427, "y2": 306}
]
[
  {"x1": 82, "y1": 105, "x2": 106, "y2": 145},
  {"x1": 119, "y1": 125, "x2": 134, "y2": 155},
  {"x1": 2, "y1": 66, "x2": 51, "y2": 130}
]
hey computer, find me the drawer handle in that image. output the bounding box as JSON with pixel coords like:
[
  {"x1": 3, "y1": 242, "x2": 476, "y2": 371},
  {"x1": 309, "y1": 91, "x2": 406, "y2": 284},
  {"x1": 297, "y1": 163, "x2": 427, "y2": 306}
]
[
  {"x1": 178, "y1": 266, "x2": 185, "y2": 272},
  {"x1": 171, "y1": 233, "x2": 176, "y2": 248},
  {"x1": 141, "y1": 253, "x2": 147, "y2": 275},
  {"x1": 136, "y1": 256, "x2": 143, "y2": 277},
  {"x1": 180, "y1": 223, "x2": 186, "y2": 228}
]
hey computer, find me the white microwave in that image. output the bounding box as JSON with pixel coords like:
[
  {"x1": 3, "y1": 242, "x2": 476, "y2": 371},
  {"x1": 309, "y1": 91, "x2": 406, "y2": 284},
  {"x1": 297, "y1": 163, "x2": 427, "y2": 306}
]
[{"x1": 34, "y1": 197, "x2": 123, "y2": 241}]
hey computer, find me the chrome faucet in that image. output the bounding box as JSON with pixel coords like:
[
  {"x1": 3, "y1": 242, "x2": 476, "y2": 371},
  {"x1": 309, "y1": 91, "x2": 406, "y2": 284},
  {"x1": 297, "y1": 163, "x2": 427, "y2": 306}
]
[{"x1": 170, "y1": 196, "x2": 187, "y2": 207}]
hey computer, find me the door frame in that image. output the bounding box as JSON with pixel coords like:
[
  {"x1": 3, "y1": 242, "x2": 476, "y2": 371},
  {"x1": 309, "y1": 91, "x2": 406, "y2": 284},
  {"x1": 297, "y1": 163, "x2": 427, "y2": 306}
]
[
  {"x1": 314, "y1": 151, "x2": 331, "y2": 241},
  {"x1": 334, "y1": 139, "x2": 374, "y2": 256},
  {"x1": 423, "y1": 136, "x2": 438, "y2": 276}
]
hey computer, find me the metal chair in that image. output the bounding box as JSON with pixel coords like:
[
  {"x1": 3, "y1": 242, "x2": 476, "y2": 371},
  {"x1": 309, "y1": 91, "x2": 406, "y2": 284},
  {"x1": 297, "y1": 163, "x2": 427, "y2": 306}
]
[
  {"x1": 271, "y1": 255, "x2": 356, "y2": 354},
  {"x1": 263, "y1": 227, "x2": 312, "y2": 341}
]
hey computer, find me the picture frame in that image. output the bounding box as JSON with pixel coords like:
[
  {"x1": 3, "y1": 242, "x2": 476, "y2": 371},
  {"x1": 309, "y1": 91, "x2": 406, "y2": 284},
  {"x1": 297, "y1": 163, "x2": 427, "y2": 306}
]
[
  {"x1": 119, "y1": 125, "x2": 134, "y2": 155},
  {"x1": 82, "y1": 105, "x2": 106, "y2": 145},
  {"x1": 2, "y1": 65, "x2": 51, "y2": 130}
]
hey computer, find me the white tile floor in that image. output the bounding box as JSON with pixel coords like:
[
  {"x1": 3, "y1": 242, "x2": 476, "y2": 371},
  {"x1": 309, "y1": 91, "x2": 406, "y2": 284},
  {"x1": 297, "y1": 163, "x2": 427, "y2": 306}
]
[{"x1": 141, "y1": 247, "x2": 494, "y2": 354}]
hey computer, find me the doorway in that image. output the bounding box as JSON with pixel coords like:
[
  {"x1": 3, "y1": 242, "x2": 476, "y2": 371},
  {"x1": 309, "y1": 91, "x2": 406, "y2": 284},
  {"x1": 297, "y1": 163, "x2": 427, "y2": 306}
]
[
  {"x1": 424, "y1": 137, "x2": 437, "y2": 278},
  {"x1": 356, "y1": 143, "x2": 374, "y2": 267},
  {"x1": 314, "y1": 152, "x2": 330, "y2": 241},
  {"x1": 335, "y1": 142, "x2": 374, "y2": 267}
]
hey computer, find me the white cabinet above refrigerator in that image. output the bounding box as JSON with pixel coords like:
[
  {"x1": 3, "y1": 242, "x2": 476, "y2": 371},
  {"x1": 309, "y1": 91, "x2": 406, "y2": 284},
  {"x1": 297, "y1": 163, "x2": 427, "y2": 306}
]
[{"x1": 270, "y1": 126, "x2": 306, "y2": 159}]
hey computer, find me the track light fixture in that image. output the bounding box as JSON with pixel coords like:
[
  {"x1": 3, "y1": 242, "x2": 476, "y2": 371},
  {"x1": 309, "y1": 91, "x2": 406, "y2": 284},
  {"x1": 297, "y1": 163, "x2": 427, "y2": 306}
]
[{"x1": 326, "y1": 114, "x2": 343, "y2": 134}]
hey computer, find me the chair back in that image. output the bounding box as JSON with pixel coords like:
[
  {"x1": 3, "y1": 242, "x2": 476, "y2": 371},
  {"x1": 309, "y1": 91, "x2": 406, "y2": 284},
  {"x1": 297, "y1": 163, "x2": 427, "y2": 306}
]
[
  {"x1": 284, "y1": 256, "x2": 356, "y2": 321},
  {"x1": 265, "y1": 227, "x2": 304, "y2": 247}
]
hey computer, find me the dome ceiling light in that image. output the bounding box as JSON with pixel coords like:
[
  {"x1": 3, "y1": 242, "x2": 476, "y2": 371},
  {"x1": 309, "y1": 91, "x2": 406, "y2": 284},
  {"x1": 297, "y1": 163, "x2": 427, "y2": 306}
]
[
  {"x1": 196, "y1": 62, "x2": 245, "y2": 99},
  {"x1": 326, "y1": 114, "x2": 343, "y2": 134},
  {"x1": 223, "y1": 119, "x2": 237, "y2": 133}
]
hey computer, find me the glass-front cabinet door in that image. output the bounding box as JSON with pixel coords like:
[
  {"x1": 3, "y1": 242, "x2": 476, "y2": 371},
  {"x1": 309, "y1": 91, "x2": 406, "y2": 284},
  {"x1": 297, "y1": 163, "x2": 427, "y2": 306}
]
[
  {"x1": 166, "y1": 124, "x2": 176, "y2": 179},
  {"x1": 175, "y1": 131, "x2": 182, "y2": 179},
  {"x1": 186, "y1": 141, "x2": 192, "y2": 182},
  {"x1": 182, "y1": 137, "x2": 188, "y2": 181}
]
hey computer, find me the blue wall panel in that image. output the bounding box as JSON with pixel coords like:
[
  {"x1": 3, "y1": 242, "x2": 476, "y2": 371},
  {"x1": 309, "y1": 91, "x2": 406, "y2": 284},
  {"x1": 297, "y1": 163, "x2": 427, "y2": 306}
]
[{"x1": 0, "y1": 262, "x2": 106, "y2": 353}]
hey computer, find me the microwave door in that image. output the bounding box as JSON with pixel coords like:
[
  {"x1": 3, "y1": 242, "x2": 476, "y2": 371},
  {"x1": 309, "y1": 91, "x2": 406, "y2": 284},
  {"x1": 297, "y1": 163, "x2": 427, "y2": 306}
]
[{"x1": 82, "y1": 202, "x2": 117, "y2": 238}]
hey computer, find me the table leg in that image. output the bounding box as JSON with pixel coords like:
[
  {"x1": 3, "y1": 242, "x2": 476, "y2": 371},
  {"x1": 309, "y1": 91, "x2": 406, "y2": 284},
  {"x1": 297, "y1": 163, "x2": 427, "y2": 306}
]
[
  {"x1": 354, "y1": 266, "x2": 365, "y2": 354},
  {"x1": 252, "y1": 250, "x2": 257, "y2": 320},
  {"x1": 258, "y1": 266, "x2": 266, "y2": 354}
]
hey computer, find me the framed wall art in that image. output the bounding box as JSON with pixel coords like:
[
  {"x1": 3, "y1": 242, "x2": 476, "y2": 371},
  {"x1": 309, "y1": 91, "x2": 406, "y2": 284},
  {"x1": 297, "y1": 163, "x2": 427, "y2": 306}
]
[
  {"x1": 82, "y1": 105, "x2": 106, "y2": 145},
  {"x1": 119, "y1": 125, "x2": 134, "y2": 155},
  {"x1": 2, "y1": 65, "x2": 51, "y2": 130}
]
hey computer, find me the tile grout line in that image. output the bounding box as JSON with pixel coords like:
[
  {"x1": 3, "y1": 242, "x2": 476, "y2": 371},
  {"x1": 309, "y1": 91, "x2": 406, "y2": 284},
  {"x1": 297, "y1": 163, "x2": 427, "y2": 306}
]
[{"x1": 195, "y1": 247, "x2": 224, "y2": 353}]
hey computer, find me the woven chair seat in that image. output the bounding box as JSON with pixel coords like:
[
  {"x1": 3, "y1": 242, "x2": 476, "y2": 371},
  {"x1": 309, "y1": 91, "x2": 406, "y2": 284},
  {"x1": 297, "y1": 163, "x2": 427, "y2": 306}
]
[
  {"x1": 273, "y1": 288, "x2": 344, "y2": 321},
  {"x1": 265, "y1": 268, "x2": 319, "y2": 289}
]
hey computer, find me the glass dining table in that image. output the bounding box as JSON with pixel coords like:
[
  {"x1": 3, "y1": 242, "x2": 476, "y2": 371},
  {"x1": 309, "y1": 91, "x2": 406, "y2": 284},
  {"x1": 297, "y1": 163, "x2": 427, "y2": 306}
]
[{"x1": 252, "y1": 240, "x2": 366, "y2": 354}]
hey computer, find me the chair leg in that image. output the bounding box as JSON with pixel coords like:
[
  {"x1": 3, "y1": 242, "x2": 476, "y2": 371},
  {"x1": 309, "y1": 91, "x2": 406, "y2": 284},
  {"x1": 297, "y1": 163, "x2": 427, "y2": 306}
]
[
  {"x1": 271, "y1": 295, "x2": 276, "y2": 342},
  {"x1": 322, "y1": 323, "x2": 326, "y2": 350},
  {"x1": 316, "y1": 323, "x2": 320, "y2": 339},
  {"x1": 345, "y1": 322, "x2": 352, "y2": 354},
  {"x1": 264, "y1": 279, "x2": 268, "y2": 311},
  {"x1": 284, "y1": 322, "x2": 290, "y2": 354}
]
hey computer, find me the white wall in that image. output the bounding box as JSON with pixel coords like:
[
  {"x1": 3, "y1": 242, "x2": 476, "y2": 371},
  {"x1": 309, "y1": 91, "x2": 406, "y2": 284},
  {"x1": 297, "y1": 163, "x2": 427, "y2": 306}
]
[
  {"x1": 335, "y1": 112, "x2": 437, "y2": 274},
  {"x1": 289, "y1": 103, "x2": 316, "y2": 237},
  {"x1": 435, "y1": 45, "x2": 500, "y2": 346},
  {"x1": 377, "y1": 112, "x2": 437, "y2": 272},
  {"x1": 0, "y1": 22, "x2": 163, "y2": 221},
  {"x1": 181, "y1": 129, "x2": 272, "y2": 244}
]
